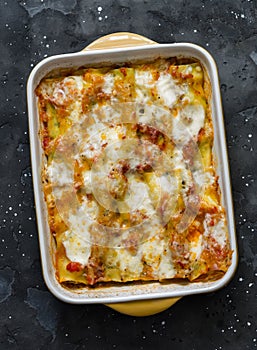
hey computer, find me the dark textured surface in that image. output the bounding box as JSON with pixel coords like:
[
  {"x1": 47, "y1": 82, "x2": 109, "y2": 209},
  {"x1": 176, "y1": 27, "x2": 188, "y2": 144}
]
[{"x1": 1, "y1": 0, "x2": 257, "y2": 349}]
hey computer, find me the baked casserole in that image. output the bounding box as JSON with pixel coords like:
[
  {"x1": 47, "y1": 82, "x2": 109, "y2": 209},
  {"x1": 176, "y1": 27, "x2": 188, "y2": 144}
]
[{"x1": 35, "y1": 57, "x2": 232, "y2": 287}]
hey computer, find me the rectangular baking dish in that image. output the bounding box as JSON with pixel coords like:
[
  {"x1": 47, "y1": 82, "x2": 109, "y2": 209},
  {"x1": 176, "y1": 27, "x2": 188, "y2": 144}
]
[{"x1": 27, "y1": 38, "x2": 237, "y2": 304}]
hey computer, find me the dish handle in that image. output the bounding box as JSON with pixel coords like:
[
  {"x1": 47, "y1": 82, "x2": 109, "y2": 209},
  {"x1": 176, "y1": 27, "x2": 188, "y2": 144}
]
[
  {"x1": 82, "y1": 32, "x2": 156, "y2": 51},
  {"x1": 106, "y1": 297, "x2": 181, "y2": 317}
]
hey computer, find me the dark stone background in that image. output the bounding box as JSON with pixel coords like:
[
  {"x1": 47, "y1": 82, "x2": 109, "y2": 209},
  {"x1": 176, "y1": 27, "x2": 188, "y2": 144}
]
[{"x1": 1, "y1": 0, "x2": 257, "y2": 349}]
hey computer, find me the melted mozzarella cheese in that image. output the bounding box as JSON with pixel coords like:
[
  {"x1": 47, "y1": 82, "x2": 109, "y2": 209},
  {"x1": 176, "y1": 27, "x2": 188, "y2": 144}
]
[
  {"x1": 182, "y1": 104, "x2": 205, "y2": 135},
  {"x1": 38, "y1": 81, "x2": 55, "y2": 99},
  {"x1": 159, "y1": 173, "x2": 175, "y2": 193},
  {"x1": 81, "y1": 123, "x2": 126, "y2": 160},
  {"x1": 157, "y1": 72, "x2": 184, "y2": 108},
  {"x1": 171, "y1": 148, "x2": 192, "y2": 200},
  {"x1": 63, "y1": 199, "x2": 98, "y2": 264},
  {"x1": 135, "y1": 70, "x2": 155, "y2": 104},
  {"x1": 185, "y1": 65, "x2": 193, "y2": 74},
  {"x1": 62, "y1": 230, "x2": 91, "y2": 265},
  {"x1": 82, "y1": 170, "x2": 92, "y2": 194},
  {"x1": 52, "y1": 76, "x2": 84, "y2": 105},
  {"x1": 102, "y1": 73, "x2": 114, "y2": 94},
  {"x1": 95, "y1": 104, "x2": 122, "y2": 124},
  {"x1": 69, "y1": 100, "x2": 83, "y2": 123},
  {"x1": 172, "y1": 104, "x2": 205, "y2": 145},
  {"x1": 158, "y1": 247, "x2": 176, "y2": 278},
  {"x1": 71, "y1": 76, "x2": 84, "y2": 91},
  {"x1": 136, "y1": 104, "x2": 173, "y2": 136},
  {"x1": 47, "y1": 162, "x2": 73, "y2": 186},
  {"x1": 118, "y1": 248, "x2": 144, "y2": 276},
  {"x1": 68, "y1": 198, "x2": 98, "y2": 231},
  {"x1": 80, "y1": 123, "x2": 105, "y2": 159},
  {"x1": 193, "y1": 169, "x2": 215, "y2": 188},
  {"x1": 142, "y1": 237, "x2": 163, "y2": 275},
  {"x1": 126, "y1": 179, "x2": 155, "y2": 216},
  {"x1": 135, "y1": 87, "x2": 150, "y2": 104},
  {"x1": 80, "y1": 198, "x2": 99, "y2": 222},
  {"x1": 109, "y1": 218, "x2": 164, "y2": 277},
  {"x1": 135, "y1": 70, "x2": 154, "y2": 88},
  {"x1": 204, "y1": 214, "x2": 227, "y2": 248},
  {"x1": 190, "y1": 234, "x2": 203, "y2": 261},
  {"x1": 211, "y1": 219, "x2": 227, "y2": 248}
]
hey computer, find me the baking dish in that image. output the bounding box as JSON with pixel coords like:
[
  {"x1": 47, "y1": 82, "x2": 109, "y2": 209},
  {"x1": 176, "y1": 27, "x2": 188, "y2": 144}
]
[{"x1": 27, "y1": 32, "x2": 237, "y2": 308}]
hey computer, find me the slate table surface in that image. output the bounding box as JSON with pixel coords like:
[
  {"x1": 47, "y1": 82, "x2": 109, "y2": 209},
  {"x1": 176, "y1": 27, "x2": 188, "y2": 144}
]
[{"x1": 1, "y1": 1, "x2": 257, "y2": 349}]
